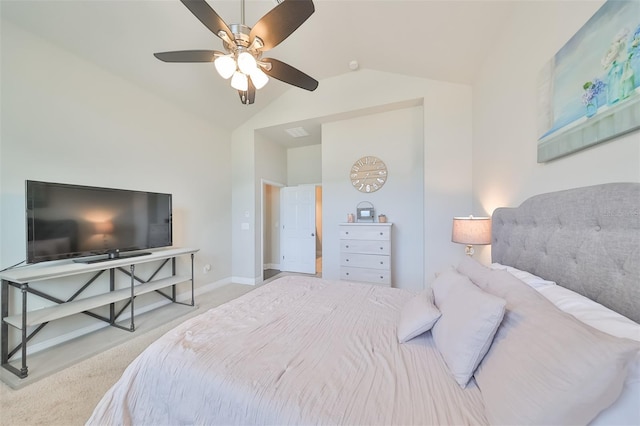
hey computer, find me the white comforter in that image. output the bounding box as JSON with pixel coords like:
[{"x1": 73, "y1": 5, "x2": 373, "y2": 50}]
[{"x1": 88, "y1": 276, "x2": 488, "y2": 425}]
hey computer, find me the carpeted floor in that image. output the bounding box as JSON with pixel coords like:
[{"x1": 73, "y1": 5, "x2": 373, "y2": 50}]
[{"x1": 0, "y1": 282, "x2": 258, "y2": 426}]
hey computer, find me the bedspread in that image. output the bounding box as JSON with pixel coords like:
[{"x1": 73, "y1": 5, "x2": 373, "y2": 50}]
[{"x1": 87, "y1": 276, "x2": 488, "y2": 425}]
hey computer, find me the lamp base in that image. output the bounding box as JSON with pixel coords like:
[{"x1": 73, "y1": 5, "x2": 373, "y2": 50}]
[{"x1": 465, "y1": 245, "x2": 475, "y2": 256}]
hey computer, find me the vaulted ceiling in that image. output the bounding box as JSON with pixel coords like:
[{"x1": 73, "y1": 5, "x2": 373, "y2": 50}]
[{"x1": 2, "y1": 0, "x2": 514, "y2": 139}]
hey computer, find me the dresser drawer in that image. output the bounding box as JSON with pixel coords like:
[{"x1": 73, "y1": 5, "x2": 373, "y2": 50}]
[
  {"x1": 339, "y1": 223, "x2": 392, "y2": 286},
  {"x1": 339, "y1": 225, "x2": 390, "y2": 241},
  {"x1": 340, "y1": 240, "x2": 390, "y2": 255},
  {"x1": 340, "y1": 267, "x2": 391, "y2": 286},
  {"x1": 340, "y1": 253, "x2": 390, "y2": 270}
]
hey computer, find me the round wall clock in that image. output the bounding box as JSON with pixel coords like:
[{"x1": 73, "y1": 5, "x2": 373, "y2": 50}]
[{"x1": 350, "y1": 156, "x2": 388, "y2": 193}]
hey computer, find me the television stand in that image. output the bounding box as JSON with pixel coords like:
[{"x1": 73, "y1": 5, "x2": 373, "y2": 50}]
[{"x1": 1, "y1": 247, "x2": 198, "y2": 379}]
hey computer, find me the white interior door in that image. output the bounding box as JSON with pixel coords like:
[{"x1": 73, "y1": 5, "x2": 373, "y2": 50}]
[{"x1": 280, "y1": 185, "x2": 316, "y2": 274}]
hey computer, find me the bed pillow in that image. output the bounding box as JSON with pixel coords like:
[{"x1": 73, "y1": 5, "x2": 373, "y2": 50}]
[
  {"x1": 534, "y1": 284, "x2": 640, "y2": 426},
  {"x1": 536, "y1": 284, "x2": 640, "y2": 341},
  {"x1": 397, "y1": 291, "x2": 441, "y2": 343},
  {"x1": 473, "y1": 269, "x2": 640, "y2": 425},
  {"x1": 456, "y1": 256, "x2": 493, "y2": 288},
  {"x1": 490, "y1": 262, "x2": 556, "y2": 288},
  {"x1": 430, "y1": 269, "x2": 505, "y2": 388}
]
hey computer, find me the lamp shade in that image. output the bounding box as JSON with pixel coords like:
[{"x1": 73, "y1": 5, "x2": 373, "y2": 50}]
[
  {"x1": 452, "y1": 216, "x2": 491, "y2": 245},
  {"x1": 250, "y1": 68, "x2": 269, "y2": 89},
  {"x1": 231, "y1": 71, "x2": 248, "y2": 91},
  {"x1": 237, "y1": 51, "x2": 257, "y2": 75},
  {"x1": 214, "y1": 55, "x2": 235, "y2": 79},
  {"x1": 94, "y1": 221, "x2": 114, "y2": 235}
]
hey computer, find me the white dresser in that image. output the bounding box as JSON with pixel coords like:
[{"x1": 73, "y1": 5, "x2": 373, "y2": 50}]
[{"x1": 339, "y1": 223, "x2": 392, "y2": 286}]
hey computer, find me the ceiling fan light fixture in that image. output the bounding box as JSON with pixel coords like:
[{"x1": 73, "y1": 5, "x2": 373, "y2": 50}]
[
  {"x1": 237, "y1": 51, "x2": 258, "y2": 75},
  {"x1": 214, "y1": 55, "x2": 236, "y2": 79},
  {"x1": 231, "y1": 71, "x2": 249, "y2": 91},
  {"x1": 250, "y1": 68, "x2": 269, "y2": 89}
]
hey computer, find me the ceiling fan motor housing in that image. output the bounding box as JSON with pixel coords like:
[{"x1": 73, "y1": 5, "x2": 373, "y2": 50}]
[{"x1": 229, "y1": 24, "x2": 251, "y2": 49}]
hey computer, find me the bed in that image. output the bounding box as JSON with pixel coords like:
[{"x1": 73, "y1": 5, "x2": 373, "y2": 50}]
[{"x1": 87, "y1": 183, "x2": 640, "y2": 425}]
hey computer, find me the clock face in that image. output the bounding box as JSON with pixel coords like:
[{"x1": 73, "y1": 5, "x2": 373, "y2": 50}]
[{"x1": 350, "y1": 156, "x2": 387, "y2": 193}]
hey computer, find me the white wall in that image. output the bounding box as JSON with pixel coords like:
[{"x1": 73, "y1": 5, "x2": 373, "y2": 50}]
[
  {"x1": 255, "y1": 135, "x2": 288, "y2": 186},
  {"x1": 322, "y1": 107, "x2": 424, "y2": 289},
  {"x1": 231, "y1": 69, "x2": 473, "y2": 286},
  {"x1": 1, "y1": 21, "x2": 232, "y2": 350},
  {"x1": 473, "y1": 1, "x2": 640, "y2": 266},
  {"x1": 287, "y1": 144, "x2": 322, "y2": 185}
]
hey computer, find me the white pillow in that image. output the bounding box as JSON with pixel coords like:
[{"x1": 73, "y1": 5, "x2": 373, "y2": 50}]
[
  {"x1": 490, "y1": 262, "x2": 556, "y2": 288},
  {"x1": 461, "y1": 258, "x2": 640, "y2": 424},
  {"x1": 534, "y1": 284, "x2": 640, "y2": 426},
  {"x1": 536, "y1": 284, "x2": 639, "y2": 341},
  {"x1": 430, "y1": 269, "x2": 506, "y2": 388},
  {"x1": 456, "y1": 255, "x2": 494, "y2": 288},
  {"x1": 472, "y1": 269, "x2": 640, "y2": 425},
  {"x1": 397, "y1": 291, "x2": 441, "y2": 343}
]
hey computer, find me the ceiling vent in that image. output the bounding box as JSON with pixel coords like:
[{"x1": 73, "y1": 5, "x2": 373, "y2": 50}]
[{"x1": 285, "y1": 126, "x2": 310, "y2": 138}]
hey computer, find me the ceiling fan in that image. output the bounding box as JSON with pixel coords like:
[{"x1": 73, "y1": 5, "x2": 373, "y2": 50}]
[{"x1": 154, "y1": 0, "x2": 319, "y2": 105}]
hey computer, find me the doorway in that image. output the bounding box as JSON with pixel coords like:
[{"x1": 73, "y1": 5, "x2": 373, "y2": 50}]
[
  {"x1": 262, "y1": 181, "x2": 283, "y2": 281},
  {"x1": 261, "y1": 181, "x2": 322, "y2": 281}
]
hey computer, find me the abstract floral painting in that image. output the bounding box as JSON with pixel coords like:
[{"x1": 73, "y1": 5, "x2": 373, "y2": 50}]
[{"x1": 537, "y1": 0, "x2": 640, "y2": 162}]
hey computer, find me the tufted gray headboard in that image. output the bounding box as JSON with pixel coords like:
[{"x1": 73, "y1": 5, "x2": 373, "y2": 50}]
[{"x1": 491, "y1": 183, "x2": 640, "y2": 323}]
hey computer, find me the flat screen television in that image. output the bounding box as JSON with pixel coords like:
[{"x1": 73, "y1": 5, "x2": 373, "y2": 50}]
[{"x1": 26, "y1": 180, "x2": 172, "y2": 264}]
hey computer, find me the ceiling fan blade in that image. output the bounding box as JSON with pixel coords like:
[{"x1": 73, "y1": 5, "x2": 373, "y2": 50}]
[
  {"x1": 180, "y1": 0, "x2": 233, "y2": 41},
  {"x1": 262, "y1": 58, "x2": 318, "y2": 91},
  {"x1": 239, "y1": 78, "x2": 256, "y2": 105},
  {"x1": 154, "y1": 50, "x2": 222, "y2": 63},
  {"x1": 250, "y1": 0, "x2": 314, "y2": 51}
]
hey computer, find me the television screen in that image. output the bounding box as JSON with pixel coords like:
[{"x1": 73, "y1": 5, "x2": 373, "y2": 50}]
[{"x1": 26, "y1": 180, "x2": 172, "y2": 264}]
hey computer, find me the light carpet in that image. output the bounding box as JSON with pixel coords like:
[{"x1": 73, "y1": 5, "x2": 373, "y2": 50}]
[{"x1": 0, "y1": 282, "x2": 257, "y2": 426}]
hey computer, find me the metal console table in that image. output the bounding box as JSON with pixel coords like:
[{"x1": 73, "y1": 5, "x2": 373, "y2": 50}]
[{"x1": 1, "y1": 247, "x2": 198, "y2": 379}]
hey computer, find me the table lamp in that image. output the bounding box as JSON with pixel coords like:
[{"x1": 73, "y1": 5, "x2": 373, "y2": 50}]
[{"x1": 452, "y1": 216, "x2": 491, "y2": 256}]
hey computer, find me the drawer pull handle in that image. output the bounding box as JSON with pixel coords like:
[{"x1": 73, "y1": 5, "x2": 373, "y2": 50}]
[
  {"x1": 380, "y1": 232, "x2": 383, "y2": 235},
  {"x1": 346, "y1": 272, "x2": 350, "y2": 276},
  {"x1": 346, "y1": 232, "x2": 349, "y2": 235},
  {"x1": 380, "y1": 276, "x2": 384, "y2": 279},
  {"x1": 346, "y1": 245, "x2": 349, "y2": 248},
  {"x1": 380, "y1": 261, "x2": 384, "y2": 265},
  {"x1": 346, "y1": 259, "x2": 349, "y2": 262},
  {"x1": 379, "y1": 247, "x2": 383, "y2": 250}
]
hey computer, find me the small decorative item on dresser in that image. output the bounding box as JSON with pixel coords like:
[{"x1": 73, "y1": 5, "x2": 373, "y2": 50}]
[
  {"x1": 356, "y1": 201, "x2": 375, "y2": 222},
  {"x1": 378, "y1": 214, "x2": 387, "y2": 223},
  {"x1": 347, "y1": 213, "x2": 355, "y2": 223}
]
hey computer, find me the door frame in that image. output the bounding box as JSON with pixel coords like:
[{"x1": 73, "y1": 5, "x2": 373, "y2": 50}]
[{"x1": 260, "y1": 179, "x2": 285, "y2": 281}]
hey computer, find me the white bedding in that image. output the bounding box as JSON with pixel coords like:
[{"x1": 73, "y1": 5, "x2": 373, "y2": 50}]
[{"x1": 88, "y1": 276, "x2": 488, "y2": 425}]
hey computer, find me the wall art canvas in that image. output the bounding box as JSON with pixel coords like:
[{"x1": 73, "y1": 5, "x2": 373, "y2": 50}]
[{"x1": 537, "y1": 0, "x2": 640, "y2": 162}]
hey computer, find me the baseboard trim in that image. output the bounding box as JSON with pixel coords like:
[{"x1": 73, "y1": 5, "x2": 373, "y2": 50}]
[
  {"x1": 231, "y1": 276, "x2": 259, "y2": 286},
  {"x1": 263, "y1": 263, "x2": 281, "y2": 270}
]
